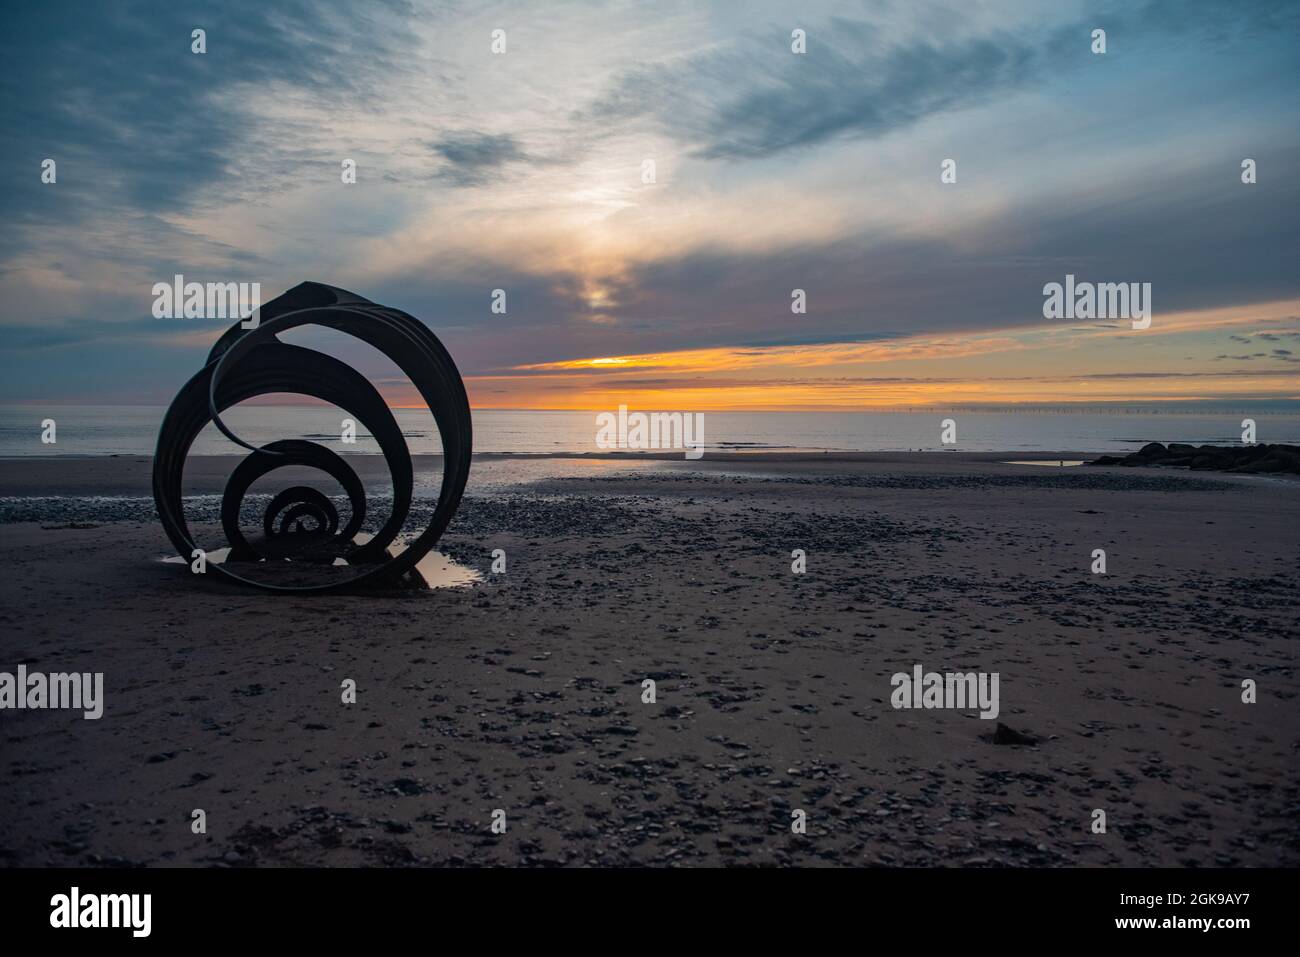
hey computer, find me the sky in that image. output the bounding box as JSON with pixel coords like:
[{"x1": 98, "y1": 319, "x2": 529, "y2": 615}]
[{"x1": 1, "y1": 0, "x2": 1298, "y2": 411}]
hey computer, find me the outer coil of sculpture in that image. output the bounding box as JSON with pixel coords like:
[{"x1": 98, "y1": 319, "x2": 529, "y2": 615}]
[{"x1": 153, "y1": 282, "x2": 472, "y2": 592}]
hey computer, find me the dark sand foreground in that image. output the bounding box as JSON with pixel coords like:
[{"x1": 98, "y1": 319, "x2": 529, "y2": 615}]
[{"x1": 1, "y1": 453, "x2": 1297, "y2": 867}]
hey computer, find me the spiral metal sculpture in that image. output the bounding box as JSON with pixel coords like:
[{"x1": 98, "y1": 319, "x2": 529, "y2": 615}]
[{"x1": 153, "y1": 282, "x2": 472, "y2": 592}]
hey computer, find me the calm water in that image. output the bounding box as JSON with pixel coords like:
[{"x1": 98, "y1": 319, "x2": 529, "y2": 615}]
[{"x1": 2, "y1": 405, "x2": 1298, "y2": 457}]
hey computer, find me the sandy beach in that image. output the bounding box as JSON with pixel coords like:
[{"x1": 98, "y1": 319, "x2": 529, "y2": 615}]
[{"x1": 1, "y1": 452, "x2": 1296, "y2": 867}]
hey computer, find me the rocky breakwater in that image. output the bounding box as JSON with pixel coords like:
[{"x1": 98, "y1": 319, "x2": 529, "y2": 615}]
[{"x1": 1090, "y1": 442, "x2": 1300, "y2": 475}]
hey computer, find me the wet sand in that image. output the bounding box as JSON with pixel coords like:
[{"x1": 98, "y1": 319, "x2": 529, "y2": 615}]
[{"x1": 1, "y1": 453, "x2": 1297, "y2": 867}]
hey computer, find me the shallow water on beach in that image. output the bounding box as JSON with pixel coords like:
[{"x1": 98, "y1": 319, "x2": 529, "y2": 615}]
[
  {"x1": 1002, "y1": 460, "x2": 1086, "y2": 467},
  {"x1": 159, "y1": 538, "x2": 481, "y2": 589}
]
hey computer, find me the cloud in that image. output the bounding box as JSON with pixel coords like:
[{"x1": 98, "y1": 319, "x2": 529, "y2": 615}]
[
  {"x1": 583, "y1": 22, "x2": 1047, "y2": 160},
  {"x1": 0, "y1": 315, "x2": 223, "y2": 352},
  {"x1": 0, "y1": 0, "x2": 420, "y2": 248},
  {"x1": 1213, "y1": 352, "x2": 1299, "y2": 363},
  {"x1": 580, "y1": 0, "x2": 1299, "y2": 162},
  {"x1": 429, "y1": 131, "x2": 530, "y2": 185}
]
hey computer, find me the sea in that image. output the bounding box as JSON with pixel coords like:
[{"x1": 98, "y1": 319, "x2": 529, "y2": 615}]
[{"x1": 2, "y1": 405, "x2": 1298, "y2": 457}]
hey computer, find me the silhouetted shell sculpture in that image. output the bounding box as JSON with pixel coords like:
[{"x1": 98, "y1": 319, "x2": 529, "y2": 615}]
[{"x1": 153, "y1": 282, "x2": 472, "y2": 592}]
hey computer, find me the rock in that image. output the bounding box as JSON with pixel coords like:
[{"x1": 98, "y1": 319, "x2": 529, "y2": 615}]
[
  {"x1": 391, "y1": 778, "x2": 427, "y2": 796},
  {"x1": 992, "y1": 723, "x2": 1038, "y2": 746},
  {"x1": 1243, "y1": 446, "x2": 1300, "y2": 474}
]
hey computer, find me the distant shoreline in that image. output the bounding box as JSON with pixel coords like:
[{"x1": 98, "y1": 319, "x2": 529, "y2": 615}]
[
  {"x1": 2, "y1": 449, "x2": 1102, "y2": 462},
  {"x1": 3, "y1": 450, "x2": 1296, "y2": 503}
]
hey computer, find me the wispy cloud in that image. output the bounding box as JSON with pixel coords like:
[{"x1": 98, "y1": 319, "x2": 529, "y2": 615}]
[{"x1": 429, "y1": 131, "x2": 532, "y2": 185}]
